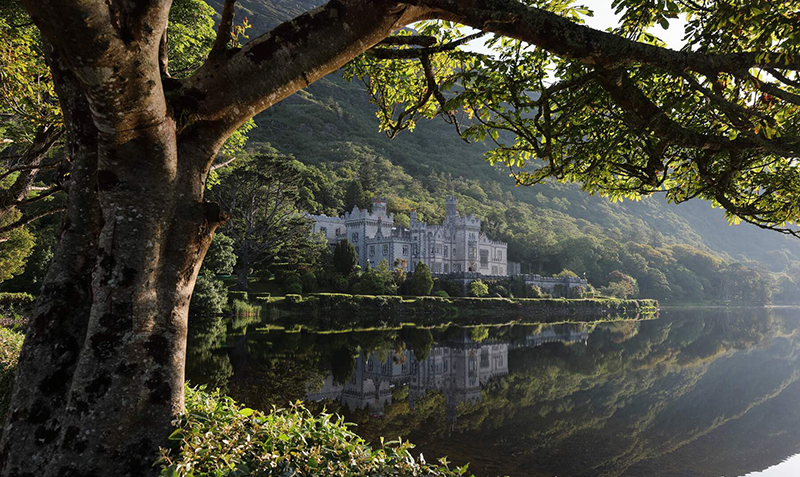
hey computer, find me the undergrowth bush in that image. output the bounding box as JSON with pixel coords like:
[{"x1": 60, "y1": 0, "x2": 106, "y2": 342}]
[
  {"x1": 159, "y1": 386, "x2": 471, "y2": 477},
  {"x1": 0, "y1": 327, "x2": 24, "y2": 421}
]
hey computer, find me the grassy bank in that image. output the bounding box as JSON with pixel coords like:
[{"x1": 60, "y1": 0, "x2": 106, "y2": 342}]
[{"x1": 258, "y1": 293, "x2": 658, "y2": 329}]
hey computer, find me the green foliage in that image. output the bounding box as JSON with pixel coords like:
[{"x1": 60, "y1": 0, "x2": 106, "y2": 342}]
[
  {"x1": 468, "y1": 280, "x2": 489, "y2": 298},
  {"x1": 333, "y1": 240, "x2": 358, "y2": 276},
  {"x1": 189, "y1": 275, "x2": 228, "y2": 318},
  {"x1": 0, "y1": 326, "x2": 23, "y2": 421},
  {"x1": 0, "y1": 209, "x2": 35, "y2": 283},
  {"x1": 343, "y1": 180, "x2": 369, "y2": 212},
  {"x1": 228, "y1": 291, "x2": 248, "y2": 303},
  {"x1": 161, "y1": 386, "x2": 469, "y2": 476},
  {"x1": 469, "y1": 326, "x2": 489, "y2": 342},
  {"x1": 434, "y1": 290, "x2": 450, "y2": 298},
  {"x1": 166, "y1": 0, "x2": 216, "y2": 78},
  {"x1": 410, "y1": 262, "x2": 434, "y2": 296},
  {"x1": 300, "y1": 270, "x2": 318, "y2": 294},
  {"x1": 201, "y1": 233, "x2": 237, "y2": 276},
  {"x1": 554, "y1": 269, "x2": 579, "y2": 278}
]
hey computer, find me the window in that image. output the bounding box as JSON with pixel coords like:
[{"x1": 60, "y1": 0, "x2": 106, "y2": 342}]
[
  {"x1": 470, "y1": 233, "x2": 476, "y2": 240},
  {"x1": 497, "y1": 250, "x2": 502, "y2": 261},
  {"x1": 443, "y1": 359, "x2": 448, "y2": 371},
  {"x1": 469, "y1": 359, "x2": 476, "y2": 371},
  {"x1": 382, "y1": 244, "x2": 388, "y2": 255},
  {"x1": 368, "y1": 360, "x2": 373, "y2": 371},
  {"x1": 402, "y1": 245, "x2": 409, "y2": 256},
  {"x1": 444, "y1": 246, "x2": 448, "y2": 257},
  {"x1": 369, "y1": 246, "x2": 375, "y2": 257},
  {"x1": 444, "y1": 264, "x2": 449, "y2": 273},
  {"x1": 320, "y1": 226, "x2": 327, "y2": 235},
  {"x1": 402, "y1": 362, "x2": 408, "y2": 372},
  {"x1": 430, "y1": 245, "x2": 435, "y2": 254},
  {"x1": 492, "y1": 266, "x2": 498, "y2": 275},
  {"x1": 469, "y1": 247, "x2": 476, "y2": 258},
  {"x1": 355, "y1": 246, "x2": 359, "y2": 254},
  {"x1": 480, "y1": 249, "x2": 489, "y2": 266},
  {"x1": 413, "y1": 244, "x2": 419, "y2": 255},
  {"x1": 352, "y1": 232, "x2": 359, "y2": 242},
  {"x1": 335, "y1": 228, "x2": 341, "y2": 236}
]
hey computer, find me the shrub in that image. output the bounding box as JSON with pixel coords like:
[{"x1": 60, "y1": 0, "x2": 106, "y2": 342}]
[
  {"x1": 491, "y1": 285, "x2": 509, "y2": 298},
  {"x1": 189, "y1": 276, "x2": 228, "y2": 317},
  {"x1": 434, "y1": 290, "x2": 450, "y2": 298},
  {"x1": 568, "y1": 286, "x2": 586, "y2": 299},
  {"x1": 528, "y1": 284, "x2": 543, "y2": 298},
  {"x1": 281, "y1": 271, "x2": 304, "y2": 295},
  {"x1": 333, "y1": 240, "x2": 358, "y2": 276},
  {"x1": 554, "y1": 269, "x2": 579, "y2": 278},
  {"x1": 300, "y1": 271, "x2": 318, "y2": 293},
  {"x1": 285, "y1": 294, "x2": 303, "y2": 304},
  {"x1": 468, "y1": 280, "x2": 489, "y2": 297},
  {"x1": 0, "y1": 292, "x2": 35, "y2": 323},
  {"x1": 228, "y1": 290, "x2": 248, "y2": 302},
  {"x1": 332, "y1": 274, "x2": 350, "y2": 293},
  {"x1": 159, "y1": 387, "x2": 469, "y2": 477},
  {"x1": 410, "y1": 262, "x2": 433, "y2": 296},
  {"x1": 435, "y1": 279, "x2": 463, "y2": 297},
  {"x1": 0, "y1": 327, "x2": 24, "y2": 421},
  {"x1": 284, "y1": 281, "x2": 303, "y2": 295}
]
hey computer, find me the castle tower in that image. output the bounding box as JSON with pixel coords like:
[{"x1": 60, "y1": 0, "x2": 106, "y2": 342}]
[
  {"x1": 445, "y1": 196, "x2": 458, "y2": 222},
  {"x1": 372, "y1": 197, "x2": 388, "y2": 218}
]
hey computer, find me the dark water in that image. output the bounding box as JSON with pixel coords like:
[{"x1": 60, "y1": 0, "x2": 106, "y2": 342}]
[{"x1": 187, "y1": 308, "x2": 800, "y2": 477}]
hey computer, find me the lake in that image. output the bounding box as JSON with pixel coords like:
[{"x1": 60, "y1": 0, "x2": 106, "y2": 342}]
[{"x1": 187, "y1": 307, "x2": 800, "y2": 477}]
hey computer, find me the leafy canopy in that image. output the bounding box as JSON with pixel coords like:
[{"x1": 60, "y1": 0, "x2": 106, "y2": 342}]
[{"x1": 347, "y1": 0, "x2": 800, "y2": 236}]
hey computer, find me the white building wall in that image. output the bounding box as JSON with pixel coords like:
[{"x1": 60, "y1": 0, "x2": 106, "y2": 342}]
[{"x1": 310, "y1": 196, "x2": 509, "y2": 276}]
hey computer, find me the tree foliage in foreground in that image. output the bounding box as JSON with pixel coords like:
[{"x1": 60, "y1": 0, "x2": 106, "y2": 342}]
[{"x1": 349, "y1": 0, "x2": 800, "y2": 236}]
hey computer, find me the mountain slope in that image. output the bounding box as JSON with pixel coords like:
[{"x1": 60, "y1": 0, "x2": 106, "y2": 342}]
[{"x1": 205, "y1": 0, "x2": 800, "y2": 273}]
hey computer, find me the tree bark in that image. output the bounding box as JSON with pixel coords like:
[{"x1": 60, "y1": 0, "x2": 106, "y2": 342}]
[{"x1": 0, "y1": 47, "x2": 101, "y2": 476}]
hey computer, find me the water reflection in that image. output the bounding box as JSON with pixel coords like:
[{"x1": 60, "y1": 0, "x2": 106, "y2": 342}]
[{"x1": 187, "y1": 307, "x2": 800, "y2": 477}]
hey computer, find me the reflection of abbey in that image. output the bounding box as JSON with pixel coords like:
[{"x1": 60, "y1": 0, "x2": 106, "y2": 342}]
[
  {"x1": 311, "y1": 196, "x2": 510, "y2": 276},
  {"x1": 306, "y1": 325, "x2": 590, "y2": 422}
]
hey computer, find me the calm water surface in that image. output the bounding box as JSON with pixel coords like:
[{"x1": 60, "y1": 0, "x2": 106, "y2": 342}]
[{"x1": 187, "y1": 307, "x2": 800, "y2": 477}]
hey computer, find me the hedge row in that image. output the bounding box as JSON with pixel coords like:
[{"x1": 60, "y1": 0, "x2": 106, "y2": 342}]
[{"x1": 261, "y1": 293, "x2": 658, "y2": 329}]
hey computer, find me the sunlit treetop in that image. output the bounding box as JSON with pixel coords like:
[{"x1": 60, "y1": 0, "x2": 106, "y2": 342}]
[{"x1": 347, "y1": 0, "x2": 800, "y2": 236}]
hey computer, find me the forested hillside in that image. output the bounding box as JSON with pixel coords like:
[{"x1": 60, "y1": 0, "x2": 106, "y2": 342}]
[{"x1": 198, "y1": 0, "x2": 800, "y2": 303}]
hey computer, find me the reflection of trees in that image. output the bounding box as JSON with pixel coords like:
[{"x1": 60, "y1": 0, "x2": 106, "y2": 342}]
[
  {"x1": 184, "y1": 309, "x2": 800, "y2": 477},
  {"x1": 385, "y1": 309, "x2": 800, "y2": 477}
]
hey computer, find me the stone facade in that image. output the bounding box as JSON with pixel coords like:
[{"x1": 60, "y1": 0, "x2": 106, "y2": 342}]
[{"x1": 311, "y1": 196, "x2": 509, "y2": 276}]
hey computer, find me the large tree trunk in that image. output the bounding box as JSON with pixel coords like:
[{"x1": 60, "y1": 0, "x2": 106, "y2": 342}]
[
  {"x1": 1, "y1": 59, "x2": 223, "y2": 477},
  {"x1": 0, "y1": 48, "x2": 101, "y2": 476},
  {"x1": 3, "y1": 0, "x2": 428, "y2": 474}
]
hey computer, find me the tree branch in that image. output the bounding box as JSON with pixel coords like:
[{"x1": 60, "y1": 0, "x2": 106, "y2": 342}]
[
  {"x1": 411, "y1": 0, "x2": 800, "y2": 74},
  {"x1": 0, "y1": 206, "x2": 66, "y2": 237},
  {"x1": 210, "y1": 156, "x2": 236, "y2": 171},
  {"x1": 595, "y1": 69, "x2": 800, "y2": 155},
  {"x1": 367, "y1": 31, "x2": 485, "y2": 59},
  {"x1": 209, "y1": 0, "x2": 237, "y2": 62}
]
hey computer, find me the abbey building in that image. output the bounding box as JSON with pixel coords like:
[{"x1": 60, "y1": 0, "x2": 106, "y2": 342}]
[{"x1": 310, "y1": 196, "x2": 509, "y2": 276}]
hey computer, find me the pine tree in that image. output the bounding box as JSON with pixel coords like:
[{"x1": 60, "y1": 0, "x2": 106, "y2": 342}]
[
  {"x1": 333, "y1": 239, "x2": 358, "y2": 276},
  {"x1": 410, "y1": 262, "x2": 434, "y2": 296}
]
